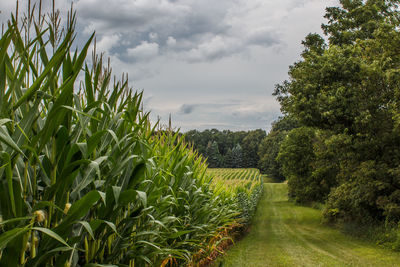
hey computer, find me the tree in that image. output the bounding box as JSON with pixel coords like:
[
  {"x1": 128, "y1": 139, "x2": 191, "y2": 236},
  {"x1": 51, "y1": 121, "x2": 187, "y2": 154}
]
[
  {"x1": 242, "y1": 129, "x2": 266, "y2": 168},
  {"x1": 206, "y1": 141, "x2": 222, "y2": 167},
  {"x1": 277, "y1": 127, "x2": 317, "y2": 203},
  {"x1": 258, "y1": 116, "x2": 298, "y2": 180},
  {"x1": 223, "y1": 148, "x2": 234, "y2": 168},
  {"x1": 258, "y1": 131, "x2": 285, "y2": 180},
  {"x1": 322, "y1": 0, "x2": 400, "y2": 45},
  {"x1": 231, "y1": 144, "x2": 243, "y2": 168},
  {"x1": 274, "y1": 0, "x2": 400, "y2": 223},
  {"x1": 184, "y1": 129, "x2": 265, "y2": 168}
]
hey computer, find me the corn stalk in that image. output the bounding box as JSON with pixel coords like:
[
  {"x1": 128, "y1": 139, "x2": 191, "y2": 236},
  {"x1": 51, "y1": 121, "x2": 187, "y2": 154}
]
[{"x1": 0, "y1": 2, "x2": 240, "y2": 266}]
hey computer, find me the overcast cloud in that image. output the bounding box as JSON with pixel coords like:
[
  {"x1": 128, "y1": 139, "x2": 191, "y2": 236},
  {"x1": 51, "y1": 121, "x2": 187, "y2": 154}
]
[{"x1": 0, "y1": 0, "x2": 338, "y2": 132}]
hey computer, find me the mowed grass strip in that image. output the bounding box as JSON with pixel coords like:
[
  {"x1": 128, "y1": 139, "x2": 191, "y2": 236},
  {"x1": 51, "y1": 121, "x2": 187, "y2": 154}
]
[{"x1": 214, "y1": 183, "x2": 400, "y2": 267}]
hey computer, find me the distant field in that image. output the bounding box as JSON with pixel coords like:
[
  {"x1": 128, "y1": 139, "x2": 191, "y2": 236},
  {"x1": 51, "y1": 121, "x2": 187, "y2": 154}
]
[{"x1": 207, "y1": 168, "x2": 263, "y2": 195}]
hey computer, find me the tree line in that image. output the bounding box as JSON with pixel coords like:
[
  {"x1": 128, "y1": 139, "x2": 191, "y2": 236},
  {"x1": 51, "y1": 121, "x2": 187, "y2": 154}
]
[
  {"x1": 271, "y1": 0, "x2": 400, "y2": 229},
  {"x1": 184, "y1": 129, "x2": 267, "y2": 169}
]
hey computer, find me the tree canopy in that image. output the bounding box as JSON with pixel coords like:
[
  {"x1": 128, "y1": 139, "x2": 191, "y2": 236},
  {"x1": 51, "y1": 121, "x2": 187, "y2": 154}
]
[
  {"x1": 258, "y1": 116, "x2": 298, "y2": 181},
  {"x1": 274, "y1": 0, "x2": 400, "y2": 224},
  {"x1": 184, "y1": 129, "x2": 266, "y2": 169}
]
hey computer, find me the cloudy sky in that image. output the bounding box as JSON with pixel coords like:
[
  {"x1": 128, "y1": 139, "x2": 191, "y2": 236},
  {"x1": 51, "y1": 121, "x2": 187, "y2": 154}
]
[{"x1": 0, "y1": 0, "x2": 338, "y2": 132}]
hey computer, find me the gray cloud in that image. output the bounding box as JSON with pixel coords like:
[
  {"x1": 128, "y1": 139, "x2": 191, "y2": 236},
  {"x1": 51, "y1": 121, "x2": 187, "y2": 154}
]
[
  {"x1": 1, "y1": 0, "x2": 340, "y2": 132},
  {"x1": 179, "y1": 104, "x2": 197, "y2": 114},
  {"x1": 154, "y1": 98, "x2": 281, "y2": 131},
  {"x1": 72, "y1": 0, "x2": 283, "y2": 63}
]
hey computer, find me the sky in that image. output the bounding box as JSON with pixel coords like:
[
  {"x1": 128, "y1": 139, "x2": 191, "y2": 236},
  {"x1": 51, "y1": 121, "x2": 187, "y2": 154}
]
[{"x1": 0, "y1": 0, "x2": 338, "y2": 132}]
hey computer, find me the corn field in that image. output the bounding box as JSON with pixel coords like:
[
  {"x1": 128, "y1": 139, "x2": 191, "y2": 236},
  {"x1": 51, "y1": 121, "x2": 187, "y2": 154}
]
[
  {"x1": 0, "y1": 3, "x2": 245, "y2": 266},
  {"x1": 207, "y1": 168, "x2": 263, "y2": 223},
  {"x1": 208, "y1": 168, "x2": 263, "y2": 184}
]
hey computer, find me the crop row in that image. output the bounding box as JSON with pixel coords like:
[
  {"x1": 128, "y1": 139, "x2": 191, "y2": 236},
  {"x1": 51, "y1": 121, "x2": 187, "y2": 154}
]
[
  {"x1": 208, "y1": 168, "x2": 263, "y2": 183},
  {"x1": 207, "y1": 168, "x2": 263, "y2": 223}
]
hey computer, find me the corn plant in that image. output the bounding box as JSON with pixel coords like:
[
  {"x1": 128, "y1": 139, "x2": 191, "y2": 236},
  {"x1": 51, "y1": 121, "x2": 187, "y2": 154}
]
[
  {"x1": 207, "y1": 168, "x2": 263, "y2": 224},
  {"x1": 0, "y1": 2, "x2": 239, "y2": 266}
]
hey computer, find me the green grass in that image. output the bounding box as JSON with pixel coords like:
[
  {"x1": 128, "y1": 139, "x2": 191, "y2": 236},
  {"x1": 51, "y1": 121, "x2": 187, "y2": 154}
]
[
  {"x1": 262, "y1": 174, "x2": 281, "y2": 183},
  {"x1": 213, "y1": 183, "x2": 400, "y2": 267}
]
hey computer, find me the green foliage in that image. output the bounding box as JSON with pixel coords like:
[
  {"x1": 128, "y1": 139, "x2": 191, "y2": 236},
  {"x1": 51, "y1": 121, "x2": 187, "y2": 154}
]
[
  {"x1": 223, "y1": 148, "x2": 235, "y2": 168},
  {"x1": 258, "y1": 131, "x2": 285, "y2": 179},
  {"x1": 231, "y1": 144, "x2": 243, "y2": 168},
  {"x1": 274, "y1": 0, "x2": 400, "y2": 226},
  {"x1": 0, "y1": 5, "x2": 239, "y2": 266},
  {"x1": 277, "y1": 127, "x2": 323, "y2": 203},
  {"x1": 207, "y1": 168, "x2": 263, "y2": 224},
  {"x1": 258, "y1": 116, "x2": 298, "y2": 180},
  {"x1": 322, "y1": 0, "x2": 400, "y2": 45},
  {"x1": 235, "y1": 186, "x2": 263, "y2": 223},
  {"x1": 241, "y1": 129, "x2": 266, "y2": 168},
  {"x1": 206, "y1": 141, "x2": 222, "y2": 167},
  {"x1": 185, "y1": 129, "x2": 265, "y2": 169}
]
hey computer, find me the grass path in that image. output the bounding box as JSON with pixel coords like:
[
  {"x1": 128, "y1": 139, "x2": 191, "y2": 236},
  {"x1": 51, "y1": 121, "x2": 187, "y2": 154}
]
[{"x1": 213, "y1": 183, "x2": 400, "y2": 267}]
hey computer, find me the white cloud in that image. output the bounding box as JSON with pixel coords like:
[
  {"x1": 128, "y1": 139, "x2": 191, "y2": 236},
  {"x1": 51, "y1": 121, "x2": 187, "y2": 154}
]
[
  {"x1": 166, "y1": 36, "x2": 177, "y2": 47},
  {"x1": 185, "y1": 36, "x2": 236, "y2": 62},
  {"x1": 0, "y1": 0, "x2": 340, "y2": 131},
  {"x1": 127, "y1": 41, "x2": 159, "y2": 61},
  {"x1": 95, "y1": 34, "x2": 120, "y2": 54}
]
